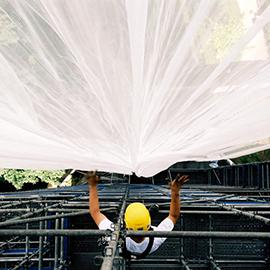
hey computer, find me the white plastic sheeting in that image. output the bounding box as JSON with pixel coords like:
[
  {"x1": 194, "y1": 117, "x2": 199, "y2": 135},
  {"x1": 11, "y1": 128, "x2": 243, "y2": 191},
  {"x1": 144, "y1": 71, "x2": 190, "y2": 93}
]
[{"x1": 0, "y1": 0, "x2": 270, "y2": 177}]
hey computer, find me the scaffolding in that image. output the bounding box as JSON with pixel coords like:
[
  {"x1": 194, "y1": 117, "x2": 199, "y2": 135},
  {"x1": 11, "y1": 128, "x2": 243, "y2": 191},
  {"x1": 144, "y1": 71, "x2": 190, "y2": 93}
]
[{"x1": 0, "y1": 162, "x2": 270, "y2": 269}]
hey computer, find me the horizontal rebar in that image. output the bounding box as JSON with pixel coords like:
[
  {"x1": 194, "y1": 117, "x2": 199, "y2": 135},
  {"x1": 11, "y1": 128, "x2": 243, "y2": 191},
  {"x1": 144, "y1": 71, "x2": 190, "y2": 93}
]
[
  {"x1": 7, "y1": 202, "x2": 61, "y2": 224},
  {"x1": 218, "y1": 204, "x2": 270, "y2": 224},
  {"x1": 126, "y1": 230, "x2": 270, "y2": 239},
  {"x1": 0, "y1": 207, "x2": 116, "y2": 228},
  {"x1": 0, "y1": 205, "x2": 118, "y2": 213},
  {"x1": 0, "y1": 257, "x2": 55, "y2": 262},
  {"x1": 0, "y1": 209, "x2": 269, "y2": 216},
  {"x1": 0, "y1": 229, "x2": 106, "y2": 236},
  {"x1": 134, "y1": 258, "x2": 266, "y2": 264},
  {"x1": 160, "y1": 210, "x2": 270, "y2": 215},
  {"x1": 0, "y1": 230, "x2": 269, "y2": 238}
]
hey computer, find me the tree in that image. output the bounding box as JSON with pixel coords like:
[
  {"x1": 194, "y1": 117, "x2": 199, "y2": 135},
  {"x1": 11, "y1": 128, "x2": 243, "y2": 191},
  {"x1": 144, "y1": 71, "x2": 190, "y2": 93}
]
[
  {"x1": 197, "y1": 0, "x2": 244, "y2": 64},
  {"x1": 0, "y1": 169, "x2": 65, "y2": 189},
  {"x1": 232, "y1": 149, "x2": 270, "y2": 164}
]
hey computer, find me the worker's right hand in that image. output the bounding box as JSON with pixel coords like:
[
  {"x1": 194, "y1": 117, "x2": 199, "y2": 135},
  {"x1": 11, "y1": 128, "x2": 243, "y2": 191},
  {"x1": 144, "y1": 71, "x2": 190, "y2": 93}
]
[
  {"x1": 170, "y1": 174, "x2": 189, "y2": 192},
  {"x1": 87, "y1": 171, "x2": 99, "y2": 186}
]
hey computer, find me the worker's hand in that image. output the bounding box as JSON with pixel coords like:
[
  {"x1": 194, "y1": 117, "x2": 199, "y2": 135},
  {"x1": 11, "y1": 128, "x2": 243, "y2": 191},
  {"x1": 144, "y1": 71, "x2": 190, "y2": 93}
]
[
  {"x1": 86, "y1": 171, "x2": 99, "y2": 186},
  {"x1": 170, "y1": 174, "x2": 189, "y2": 192}
]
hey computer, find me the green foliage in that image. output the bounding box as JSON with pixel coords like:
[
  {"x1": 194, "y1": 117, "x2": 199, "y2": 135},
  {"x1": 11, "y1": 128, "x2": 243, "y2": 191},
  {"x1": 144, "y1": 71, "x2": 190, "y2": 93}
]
[
  {"x1": 198, "y1": 1, "x2": 244, "y2": 64},
  {"x1": 0, "y1": 9, "x2": 19, "y2": 46},
  {"x1": 232, "y1": 149, "x2": 270, "y2": 164},
  {"x1": 0, "y1": 169, "x2": 65, "y2": 189}
]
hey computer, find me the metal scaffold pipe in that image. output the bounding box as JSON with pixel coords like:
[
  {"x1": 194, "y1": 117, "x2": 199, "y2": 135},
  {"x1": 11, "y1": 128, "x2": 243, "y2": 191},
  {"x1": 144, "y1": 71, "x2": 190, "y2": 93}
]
[
  {"x1": 0, "y1": 230, "x2": 269, "y2": 239},
  {"x1": 100, "y1": 186, "x2": 128, "y2": 270},
  {"x1": 125, "y1": 230, "x2": 270, "y2": 239}
]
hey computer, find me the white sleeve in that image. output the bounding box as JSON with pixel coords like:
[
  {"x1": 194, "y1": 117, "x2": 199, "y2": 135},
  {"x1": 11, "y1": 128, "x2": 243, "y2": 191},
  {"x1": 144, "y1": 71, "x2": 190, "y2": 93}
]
[
  {"x1": 150, "y1": 217, "x2": 174, "y2": 254},
  {"x1": 98, "y1": 218, "x2": 113, "y2": 230}
]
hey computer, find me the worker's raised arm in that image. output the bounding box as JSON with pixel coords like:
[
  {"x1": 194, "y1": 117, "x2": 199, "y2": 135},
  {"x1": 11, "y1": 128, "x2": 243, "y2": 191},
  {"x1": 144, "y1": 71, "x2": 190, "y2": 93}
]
[
  {"x1": 168, "y1": 174, "x2": 189, "y2": 224},
  {"x1": 88, "y1": 171, "x2": 107, "y2": 227}
]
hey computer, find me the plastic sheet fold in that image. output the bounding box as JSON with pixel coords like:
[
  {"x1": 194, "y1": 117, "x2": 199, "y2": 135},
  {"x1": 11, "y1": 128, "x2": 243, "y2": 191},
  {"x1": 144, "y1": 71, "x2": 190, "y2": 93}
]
[{"x1": 0, "y1": 0, "x2": 270, "y2": 176}]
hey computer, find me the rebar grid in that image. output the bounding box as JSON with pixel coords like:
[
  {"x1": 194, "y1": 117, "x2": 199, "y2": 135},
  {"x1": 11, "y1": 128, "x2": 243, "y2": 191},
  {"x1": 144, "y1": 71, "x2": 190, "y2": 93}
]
[
  {"x1": 0, "y1": 164, "x2": 269, "y2": 270},
  {"x1": 168, "y1": 161, "x2": 270, "y2": 189}
]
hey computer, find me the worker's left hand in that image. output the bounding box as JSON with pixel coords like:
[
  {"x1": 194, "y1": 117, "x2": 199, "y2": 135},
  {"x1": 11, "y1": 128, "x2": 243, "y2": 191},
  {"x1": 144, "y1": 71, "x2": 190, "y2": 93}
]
[
  {"x1": 170, "y1": 174, "x2": 189, "y2": 191},
  {"x1": 86, "y1": 171, "x2": 99, "y2": 186}
]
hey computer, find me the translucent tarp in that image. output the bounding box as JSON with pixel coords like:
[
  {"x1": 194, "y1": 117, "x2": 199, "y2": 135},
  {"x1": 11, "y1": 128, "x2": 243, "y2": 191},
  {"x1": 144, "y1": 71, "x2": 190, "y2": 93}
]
[{"x1": 0, "y1": 0, "x2": 270, "y2": 176}]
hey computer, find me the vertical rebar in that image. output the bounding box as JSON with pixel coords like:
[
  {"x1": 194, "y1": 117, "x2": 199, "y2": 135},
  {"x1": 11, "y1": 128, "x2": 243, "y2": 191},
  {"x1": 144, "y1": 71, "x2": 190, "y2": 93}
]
[
  {"x1": 38, "y1": 221, "x2": 43, "y2": 270},
  {"x1": 180, "y1": 216, "x2": 184, "y2": 258},
  {"x1": 179, "y1": 216, "x2": 190, "y2": 269},
  {"x1": 266, "y1": 163, "x2": 269, "y2": 189},
  {"x1": 60, "y1": 216, "x2": 64, "y2": 267},
  {"x1": 23, "y1": 222, "x2": 30, "y2": 270},
  {"x1": 250, "y1": 166, "x2": 253, "y2": 186},
  {"x1": 26, "y1": 223, "x2": 29, "y2": 257},
  {"x1": 234, "y1": 167, "x2": 236, "y2": 186},
  {"x1": 236, "y1": 167, "x2": 240, "y2": 186},
  {"x1": 262, "y1": 164, "x2": 265, "y2": 189},
  {"x1": 209, "y1": 214, "x2": 221, "y2": 270},
  {"x1": 128, "y1": 175, "x2": 131, "y2": 184},
  {"x1": 209, "y1": 214, "x2": 213, "y2": 269},
  {"x1": 247, "y1": 166, "x2": 250, "y2": 186},
  {"x1": 225, "y1": 167, "x2": 228, "y2": 186},
  {"x1": 110, "y1": 173, "x2": 113, "y2": 184},
  {"x1": 168, "y1": 169, "x2": 172, "y2": 181},
  {"x1": 44, "y1": 203, "x2": 48, "y2": 245},
  {"x1": 54, "y1": 216, "x2": 59, "y2": 269},
  {"x1": 208, "y1": 169, "x2": 211, "y2": 185}
]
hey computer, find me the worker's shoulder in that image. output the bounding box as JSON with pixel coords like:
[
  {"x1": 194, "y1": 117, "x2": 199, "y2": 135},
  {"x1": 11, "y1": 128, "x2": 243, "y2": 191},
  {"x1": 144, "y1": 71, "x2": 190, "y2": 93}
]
[{"x1": 154, "y1": 217, "x2": 174, "y2": 231}]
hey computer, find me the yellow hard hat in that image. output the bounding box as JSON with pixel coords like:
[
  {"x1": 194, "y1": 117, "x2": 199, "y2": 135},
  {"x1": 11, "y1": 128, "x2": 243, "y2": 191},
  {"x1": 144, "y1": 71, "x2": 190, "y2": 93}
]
[{"x1": 124, "y1": 202, "x2": 151, "y2": 231}]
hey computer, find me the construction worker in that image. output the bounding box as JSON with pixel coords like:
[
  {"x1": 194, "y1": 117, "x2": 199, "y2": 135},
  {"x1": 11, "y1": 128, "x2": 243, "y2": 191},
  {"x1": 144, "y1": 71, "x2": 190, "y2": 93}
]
[{"x1": 88, "y1": 172, "x2": 189, "y2": 258}]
